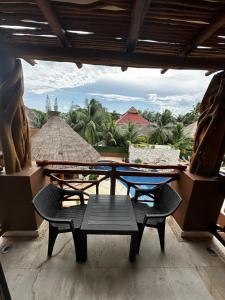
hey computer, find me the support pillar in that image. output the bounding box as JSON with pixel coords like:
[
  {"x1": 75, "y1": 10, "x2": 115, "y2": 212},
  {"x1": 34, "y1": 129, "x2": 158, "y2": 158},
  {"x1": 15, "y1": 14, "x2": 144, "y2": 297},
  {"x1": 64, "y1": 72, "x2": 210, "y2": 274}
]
[
  {"x1": 0, "y1": 53, "x2": 31, "y2": 174},
  {"x1": 173, "y1": 170, "x2": 224, "y2": 231}
]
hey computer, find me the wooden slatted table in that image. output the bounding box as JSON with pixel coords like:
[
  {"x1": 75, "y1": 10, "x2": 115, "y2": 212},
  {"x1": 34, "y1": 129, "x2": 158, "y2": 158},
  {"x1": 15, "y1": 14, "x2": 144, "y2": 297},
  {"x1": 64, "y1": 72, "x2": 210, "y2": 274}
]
[{"x1": 80, "y1": 194, "x2": 139, "y2": 262}]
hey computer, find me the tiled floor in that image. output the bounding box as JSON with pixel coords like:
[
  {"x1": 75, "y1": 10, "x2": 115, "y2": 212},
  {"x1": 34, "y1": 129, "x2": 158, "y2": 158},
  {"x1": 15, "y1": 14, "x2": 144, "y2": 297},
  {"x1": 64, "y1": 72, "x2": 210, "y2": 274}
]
[
  {"x1": 1, "y1": 178, "x2": 225, "y2": 299},
  {"x1": 1, "y1": 219, "x2": 225, "y2": 300}
]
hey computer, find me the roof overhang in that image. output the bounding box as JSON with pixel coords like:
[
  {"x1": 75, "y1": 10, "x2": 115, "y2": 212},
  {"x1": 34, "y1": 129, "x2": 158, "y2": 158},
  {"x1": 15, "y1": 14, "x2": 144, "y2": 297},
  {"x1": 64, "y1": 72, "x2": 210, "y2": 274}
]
[{"x1": 1, "y1": 0, "x2": 225, "y2": 71}]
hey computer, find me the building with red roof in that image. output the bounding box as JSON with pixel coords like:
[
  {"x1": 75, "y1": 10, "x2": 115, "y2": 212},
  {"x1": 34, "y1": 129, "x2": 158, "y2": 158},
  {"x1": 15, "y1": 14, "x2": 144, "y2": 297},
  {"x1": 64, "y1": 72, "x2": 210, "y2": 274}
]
[{"x1": 116, "y1": 107, "x2": 150, "y2": 126}]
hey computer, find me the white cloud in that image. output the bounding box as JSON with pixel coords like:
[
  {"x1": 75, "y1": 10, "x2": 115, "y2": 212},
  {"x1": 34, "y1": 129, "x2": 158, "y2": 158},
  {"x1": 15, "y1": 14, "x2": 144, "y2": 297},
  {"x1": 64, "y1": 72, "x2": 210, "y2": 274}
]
[
  {"x1": 87, "y1": 93, "x2": 145, "y2": 102},
  {"x1": 147, "y1": 93, "x2": 203, "y2": 115},
  {"x1": 22, "y1": 60, "x2": 213, "y2": 114},
  {"x1": 22, "y1": 60, "x2": 120, "y2": 94}
]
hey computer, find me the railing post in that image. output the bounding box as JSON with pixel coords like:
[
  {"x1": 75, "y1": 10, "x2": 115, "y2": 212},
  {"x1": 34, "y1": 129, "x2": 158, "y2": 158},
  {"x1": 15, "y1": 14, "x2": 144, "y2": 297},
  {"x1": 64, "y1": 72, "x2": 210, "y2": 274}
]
[
  {"x1": 110, "y1": 165, "x2": 116, "y2": 195},
  {"x1": 96, "y1": 182, "x2": 99, "y2": 195},
  {"x1": 127, "y1": 184, "x2": 131, "y2": 196}
]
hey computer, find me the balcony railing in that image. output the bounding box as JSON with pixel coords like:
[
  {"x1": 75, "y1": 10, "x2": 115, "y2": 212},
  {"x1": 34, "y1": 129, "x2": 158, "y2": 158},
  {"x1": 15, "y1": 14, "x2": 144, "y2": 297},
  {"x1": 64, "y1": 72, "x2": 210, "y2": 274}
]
[{"x1": 36, "y1": 160, "x2": 187, "y2": 197}]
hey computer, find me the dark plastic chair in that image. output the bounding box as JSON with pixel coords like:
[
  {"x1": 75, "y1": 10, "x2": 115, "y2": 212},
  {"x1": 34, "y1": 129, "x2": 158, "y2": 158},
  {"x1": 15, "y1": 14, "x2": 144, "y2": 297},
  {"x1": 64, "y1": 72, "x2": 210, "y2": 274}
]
[
  {"x1": 132, "y1": 183, "x2": 182, "y2": 253},
  {"x1": 32, "y1": 183, "x2": 86, "y2": 261}
]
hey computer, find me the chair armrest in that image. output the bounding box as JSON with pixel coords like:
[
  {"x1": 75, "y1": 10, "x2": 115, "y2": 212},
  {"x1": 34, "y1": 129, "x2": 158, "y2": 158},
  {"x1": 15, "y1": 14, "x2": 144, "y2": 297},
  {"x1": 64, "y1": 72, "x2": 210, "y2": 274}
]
[
  {"x1": 135, "y1": 188, "x2": 155, "y2": 193},
  {"x1": 60, "y1": 189, "x2": 84, "y2": 204},
  {"x1": 48, "y1": 216, "x2": 75, "y2": 231},
  {"x1": 145, "y1": 213, "x2": 166, "y2": 219},
  {"x1": 143, "y1": 213, "x2": 167, "y2": 226}
]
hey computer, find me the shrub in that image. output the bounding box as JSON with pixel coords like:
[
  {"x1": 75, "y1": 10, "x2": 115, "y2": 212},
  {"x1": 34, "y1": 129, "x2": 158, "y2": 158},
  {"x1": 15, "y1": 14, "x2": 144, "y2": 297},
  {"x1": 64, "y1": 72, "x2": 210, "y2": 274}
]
[
  {"x1": 88, "y1": 174, "x2": 99, "y2": 180},
  {"x1": 134, "y1": 158, "x2": 142, "y2": 164}
]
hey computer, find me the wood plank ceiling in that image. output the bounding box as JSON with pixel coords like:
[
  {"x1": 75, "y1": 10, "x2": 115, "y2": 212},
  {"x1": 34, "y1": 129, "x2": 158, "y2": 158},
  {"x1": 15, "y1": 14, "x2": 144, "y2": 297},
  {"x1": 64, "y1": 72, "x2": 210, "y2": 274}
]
[{"x1": 1, "y1": 0, "x2": 225, "y2": 70}]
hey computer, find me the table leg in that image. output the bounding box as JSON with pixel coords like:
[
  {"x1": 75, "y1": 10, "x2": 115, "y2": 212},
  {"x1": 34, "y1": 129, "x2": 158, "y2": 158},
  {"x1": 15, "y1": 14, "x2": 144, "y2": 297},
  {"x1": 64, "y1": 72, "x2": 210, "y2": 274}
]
[
  {"x1": 80, "y1": 232, "x2": 87, "y2": 262},
  {"x1": 129, "y1": 232, "x2": 138, "y2": 262}
]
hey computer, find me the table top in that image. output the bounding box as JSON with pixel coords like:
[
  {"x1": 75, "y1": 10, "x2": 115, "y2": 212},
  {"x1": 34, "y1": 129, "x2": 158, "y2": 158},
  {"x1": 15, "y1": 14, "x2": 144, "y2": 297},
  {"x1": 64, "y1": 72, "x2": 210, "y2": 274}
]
[{"x1": 81, "y1": 195, "x2": 138, "y2": 234}]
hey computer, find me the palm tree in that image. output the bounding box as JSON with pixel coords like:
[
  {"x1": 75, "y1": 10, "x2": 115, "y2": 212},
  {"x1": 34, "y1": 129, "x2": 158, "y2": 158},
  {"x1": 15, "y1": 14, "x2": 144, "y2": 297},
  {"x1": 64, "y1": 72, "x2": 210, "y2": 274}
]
[
  {"x1": 148, "y1": 120, "x2": 174, "y2": 144},
  {"x1": 172, "y1": 137, "x2": 193, "y2": 160},
  {"x1": 121, "y1": 122, "x2": 139, "y2": 146},
  {"x1": 67, "y1": 109, "x2": 86, "y2": 133},
  {"x1": 172, "y1": 123, "x2": 184, "y2": 144},
  {"x1": 66, "y1": 99, "x2": 106, "y2": 145}
]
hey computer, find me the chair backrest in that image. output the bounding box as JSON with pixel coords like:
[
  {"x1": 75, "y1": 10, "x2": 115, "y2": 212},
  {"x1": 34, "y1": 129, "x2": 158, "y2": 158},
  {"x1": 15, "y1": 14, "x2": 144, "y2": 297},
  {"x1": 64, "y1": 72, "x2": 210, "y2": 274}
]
[
  {"x1": 152, "y1": 183, "x2": 182, "y2": 217},
  {"x1": 32, "y1": 184, "x2": 62, "y2": 221}
]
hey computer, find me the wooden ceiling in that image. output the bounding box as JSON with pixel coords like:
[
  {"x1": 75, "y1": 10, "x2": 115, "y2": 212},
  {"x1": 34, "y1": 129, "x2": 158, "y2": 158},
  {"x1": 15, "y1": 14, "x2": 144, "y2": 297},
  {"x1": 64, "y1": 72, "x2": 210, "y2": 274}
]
[{"x1": 1, "y1": 0, "x2": 225, "y2": 70}]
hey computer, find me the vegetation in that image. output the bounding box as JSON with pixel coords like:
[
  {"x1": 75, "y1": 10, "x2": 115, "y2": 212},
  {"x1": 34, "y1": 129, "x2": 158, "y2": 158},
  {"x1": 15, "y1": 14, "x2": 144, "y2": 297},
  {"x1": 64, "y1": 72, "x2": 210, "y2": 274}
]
[
  {"x1": 134, "y1": 158, "x2": 142, "y2": 164},
  {"x1": 31, "y1": 109, "x2": 47, "y2": 128},
  {"x1": 30, "y1": 99, "x2": 200, "y2": 160}
]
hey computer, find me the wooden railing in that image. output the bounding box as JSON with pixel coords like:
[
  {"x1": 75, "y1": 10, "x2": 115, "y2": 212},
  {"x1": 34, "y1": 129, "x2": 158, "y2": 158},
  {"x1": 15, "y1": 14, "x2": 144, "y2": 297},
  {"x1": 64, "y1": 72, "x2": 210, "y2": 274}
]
[{"x1": 37, "y1": 160, "x2": 186, "y2": 197}]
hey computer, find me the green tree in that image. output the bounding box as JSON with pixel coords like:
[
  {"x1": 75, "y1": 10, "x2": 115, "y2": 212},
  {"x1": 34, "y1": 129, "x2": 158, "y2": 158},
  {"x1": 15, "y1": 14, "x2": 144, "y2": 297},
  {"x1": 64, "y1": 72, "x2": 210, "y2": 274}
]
[
  {"x1": 148, "y1": 120, "x2": 174, "y2": 145},
  {"x1": 54, "y1": 97, "x2": 58, "y2": 112},
  {"x1": 172, "y1": 123, "x2": 184, "y2": 143},
  {"x1": 31, "y1": 109, "x2": 47, "y2": 128},
  {"x1": 172, "y1": 137, "x2": 193, "y2": 160},
  {"x1": 141, "y1": 110, "x2": 161, "y2": 123},
  {"x1": 66, "y1": 110, "x2": 86, "y2": 132},
  {"x1": 103, "y1": 119, "x2": 120, "y2": 146},
  {"x1": 121, "y1": 122, "x2": 139, "y2": 146},
  {"x1": 45, "y1": 95, "x2": 51, "y2": 112},
  {"x1": 161, "y1": 109, "x2": 176, "y2": 125},
  {"x1": 177, "y1": 103, "x2": 200, "y2": 125},
  {"x1": 110, "y1": 110, "x2": 121, "y2": 121},
  {"x1": 67, "y1": 99, "x2": 108, "y2": 145}
]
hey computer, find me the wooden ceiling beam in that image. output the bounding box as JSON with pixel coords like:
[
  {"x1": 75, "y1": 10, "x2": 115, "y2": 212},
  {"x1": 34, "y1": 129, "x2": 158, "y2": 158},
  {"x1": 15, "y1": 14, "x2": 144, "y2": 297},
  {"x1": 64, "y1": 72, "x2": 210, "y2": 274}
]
[
  {"x1": 161, "y1": 8, "x2": 225, "y2": 74},
  {"x1": 181, "y1": 9, "x2": 225, "y2": 57},
  {"x1": 0, "y1": 28, "x2": 36, "y2": 66},
  {"x1": 127, "y1": 0, "x2": 152, "y2": 53},
  {"x1": 35, "y1": 0, "x2": 82, "y2": 69},
  {"x1": 122, "y1": 0, "x2": 152, "y2": 71},
  {"x1": 35, "y1": 0, "x2": 71, "y2": 47},
  {"x1": 2, "y1": 43, "x2": 225, "y2": 71},
  {"x1": 23, "y1": 58, "x2": 37, "y2": 66},
  {"x1": 205, "y1": 70, "x2": 218, "y2": 76}
]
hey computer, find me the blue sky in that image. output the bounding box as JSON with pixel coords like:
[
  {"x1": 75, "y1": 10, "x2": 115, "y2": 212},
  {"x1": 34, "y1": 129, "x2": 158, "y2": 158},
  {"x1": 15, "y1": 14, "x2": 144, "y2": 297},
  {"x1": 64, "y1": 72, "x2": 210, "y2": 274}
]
[{"x1": 22, "y1": 60, "x2": 213, "y2": 115}]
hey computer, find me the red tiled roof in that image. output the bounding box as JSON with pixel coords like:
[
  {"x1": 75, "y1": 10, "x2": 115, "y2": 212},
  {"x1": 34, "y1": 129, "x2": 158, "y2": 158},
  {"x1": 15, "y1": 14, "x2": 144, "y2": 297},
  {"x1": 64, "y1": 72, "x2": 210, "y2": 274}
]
[{"x1": 116, "y1": 107, "x2": 150, "y2": 126}]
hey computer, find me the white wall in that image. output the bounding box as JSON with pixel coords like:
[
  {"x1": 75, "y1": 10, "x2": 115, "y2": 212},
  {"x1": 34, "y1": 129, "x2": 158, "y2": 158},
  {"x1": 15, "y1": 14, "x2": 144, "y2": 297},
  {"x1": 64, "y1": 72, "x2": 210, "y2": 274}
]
[{"x1": 129, "y1": 145, "x2": 180, "y2": 165}]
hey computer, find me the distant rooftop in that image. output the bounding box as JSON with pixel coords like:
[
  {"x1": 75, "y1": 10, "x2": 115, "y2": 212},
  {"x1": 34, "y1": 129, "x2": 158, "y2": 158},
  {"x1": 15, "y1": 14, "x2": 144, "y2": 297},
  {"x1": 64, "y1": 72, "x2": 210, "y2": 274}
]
[{"x1": 116, "y1": 107, "x2": 150, "y2": 126}]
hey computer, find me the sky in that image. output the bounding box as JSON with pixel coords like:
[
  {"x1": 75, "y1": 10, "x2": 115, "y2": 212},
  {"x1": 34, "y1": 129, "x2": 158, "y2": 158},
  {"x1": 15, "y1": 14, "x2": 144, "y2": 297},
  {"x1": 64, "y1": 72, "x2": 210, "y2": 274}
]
[{"x1": 22, "y1": 60, "x2": 213, "y2": 116}]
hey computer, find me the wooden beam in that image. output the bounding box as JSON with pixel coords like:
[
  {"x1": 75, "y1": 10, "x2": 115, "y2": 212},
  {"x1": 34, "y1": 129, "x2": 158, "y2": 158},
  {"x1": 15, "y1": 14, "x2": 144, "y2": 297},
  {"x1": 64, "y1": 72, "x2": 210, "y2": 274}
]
[
  {"x1": 35, "y1": 0, "x2": 71, "y2": 47},
  {"x1": 122, "y1": 0, "x2": 151, "y2": 71},
  {"x1": 23, "y1": 58, "x2": 37, "y2": 66},
  {"x1": 75, "y1": 62, "x2": 83, "y2": 69},
  {"x1": 127, "y1": 0, "x2": 152, "y2": 53},
  {"x1": 161, "y1": 68, "x2": 168, "y2": 74},
  {"x1": 35, "y1": 0, "x2": 82, "y2": 69},
  {"x1": 205, "y1": 70, "x2": 218, "y2": 76},
  {"x1": 181, "y1": 9, "x2": 225, "y2": 56},
  {"x1": 2, "y1": 43, "x2": 225, "y2": 71},
  {"x1": 0, "y1": 28, "x2": 36, "y2": 66},
  {"x1": 161, "y1": 8, "x2": 225, "y2": 74}
]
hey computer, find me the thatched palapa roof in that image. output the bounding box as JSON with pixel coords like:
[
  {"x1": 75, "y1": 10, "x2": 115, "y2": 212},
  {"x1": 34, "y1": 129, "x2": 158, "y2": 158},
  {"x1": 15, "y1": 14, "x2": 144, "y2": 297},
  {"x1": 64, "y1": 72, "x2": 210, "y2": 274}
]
[{"x1": 32, "y1": 112, "x2": 100, "y2": 163}]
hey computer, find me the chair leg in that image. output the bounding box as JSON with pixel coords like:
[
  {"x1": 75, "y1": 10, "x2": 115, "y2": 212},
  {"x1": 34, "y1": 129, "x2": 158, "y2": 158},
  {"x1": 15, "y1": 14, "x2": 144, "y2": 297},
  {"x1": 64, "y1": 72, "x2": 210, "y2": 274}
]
[
  {"x1": 136, "y1": 223, "x2": 145, "y2": 255},
  {"x1": 157, "y1": 220, "x2": 165, "y2": 251},
  {"x1": 48, "y1": 226, "x2": 58, "y2": 257}
]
